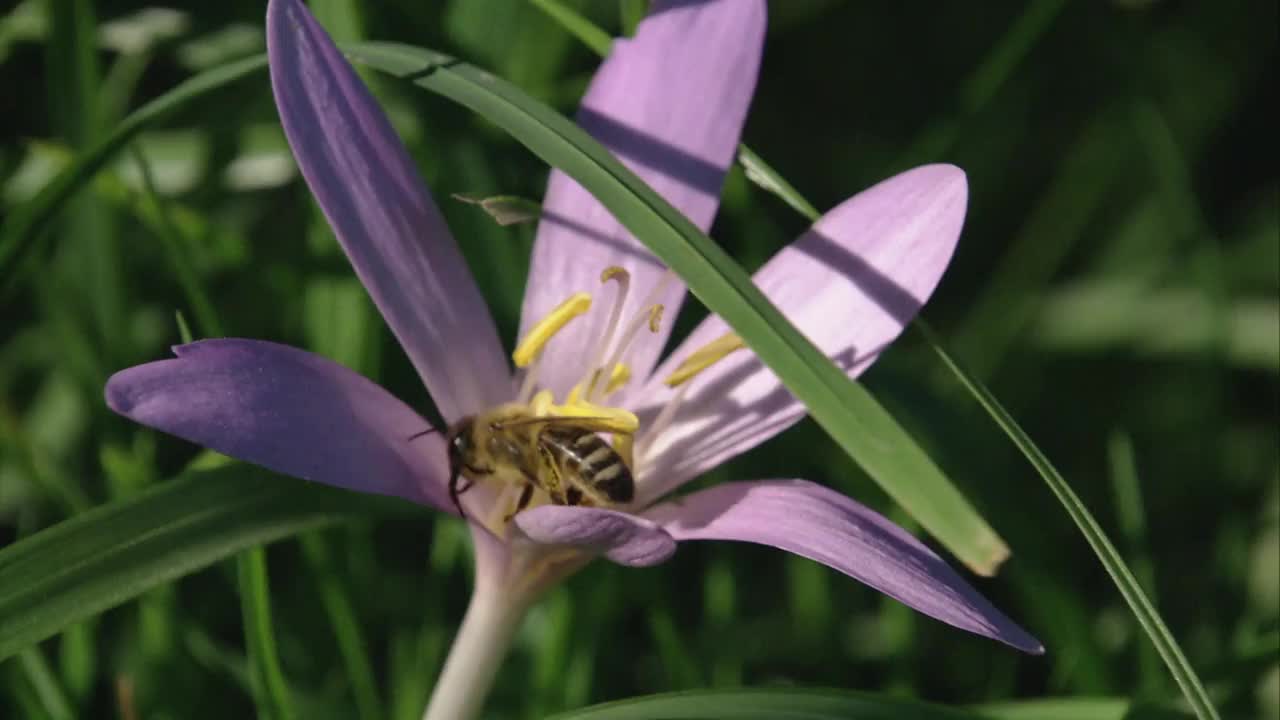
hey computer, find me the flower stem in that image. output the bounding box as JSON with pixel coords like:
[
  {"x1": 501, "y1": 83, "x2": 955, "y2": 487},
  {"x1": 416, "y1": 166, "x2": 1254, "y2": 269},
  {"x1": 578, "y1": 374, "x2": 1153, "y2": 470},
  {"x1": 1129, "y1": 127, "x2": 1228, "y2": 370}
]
[{"x1": 421, "y1": 578, "x2": 528, "y2": 720}]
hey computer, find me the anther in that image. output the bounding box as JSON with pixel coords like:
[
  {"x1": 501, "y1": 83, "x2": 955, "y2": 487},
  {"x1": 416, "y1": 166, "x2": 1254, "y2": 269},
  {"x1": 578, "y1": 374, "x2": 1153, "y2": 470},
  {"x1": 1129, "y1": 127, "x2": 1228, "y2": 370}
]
[
  {"x1": 600, "y1": 265, "x2": 630, "y2": 285},
  {"x1": 513, "y1": 292, "x2": 591, "y2": 368},
  {"x1": 605, "y1": 363, "x2": 631, "y2": 395},
  {"x1": 581, "y1": 267, "x2": 631, "y2": 398},
  {"x1": 664, "y1": 332, "x2": 747, "y2": 387},
  {"x1": 647, "y1": 305, "x2": 664, "y2": 333}
]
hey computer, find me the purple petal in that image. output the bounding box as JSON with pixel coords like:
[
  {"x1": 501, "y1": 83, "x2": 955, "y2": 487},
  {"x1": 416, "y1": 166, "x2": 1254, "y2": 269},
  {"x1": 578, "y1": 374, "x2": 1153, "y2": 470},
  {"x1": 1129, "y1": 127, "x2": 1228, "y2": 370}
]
[
  {"x1": 519, "y1": 0, "x2": 766, "y2": 399},
  {"x1": 105, "y1": 339, "x2": 454, "y2": 513},
  {"x1": 635, "y1": 165, "x2": 966, "y2": 502},
  {"x1": 267, "y1": 0, "x2": 510, "y2": 423},
  {"x1": 645, "y1": 480, "x2": 1043, "y2": 653},
  {"x1": 512, "y1": 505, "x2": 676, "y2": 567}
]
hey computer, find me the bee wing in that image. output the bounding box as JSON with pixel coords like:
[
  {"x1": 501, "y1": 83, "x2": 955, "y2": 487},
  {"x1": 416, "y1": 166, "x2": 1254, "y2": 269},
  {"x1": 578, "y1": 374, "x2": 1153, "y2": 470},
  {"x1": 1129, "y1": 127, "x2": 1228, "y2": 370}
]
[{"x1": 491, "y1": 415, "x2": 634, "y2": 436}]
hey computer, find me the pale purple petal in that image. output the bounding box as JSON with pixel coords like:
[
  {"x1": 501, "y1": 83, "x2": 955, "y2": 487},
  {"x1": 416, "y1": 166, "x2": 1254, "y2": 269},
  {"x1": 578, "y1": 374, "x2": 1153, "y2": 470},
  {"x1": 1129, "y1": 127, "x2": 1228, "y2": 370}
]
[
  {"x1": 105, "y1": 339, "x2": 454, "y2": 513},
  {"x1": 519, "y1": 0, "x2": 766, "y2": 399},
  {"x1": 635, "y1": 165, "x2": 966, "y2": 502},
  {"x1": 267, "y1": 0, "x2": 509, "y2": 423},
  {"x1": 512, "y1": 505, "x2": 676, "y2": 567},
  {"x1": 645, "y1": 479, "x2": 1043, "y2": 653}
]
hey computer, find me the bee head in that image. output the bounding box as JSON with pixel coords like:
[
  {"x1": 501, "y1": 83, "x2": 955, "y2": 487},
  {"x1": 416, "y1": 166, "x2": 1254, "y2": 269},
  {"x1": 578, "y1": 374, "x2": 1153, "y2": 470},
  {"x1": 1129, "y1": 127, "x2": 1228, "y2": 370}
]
[
  {"x1": 444, "y1": 418, "x2": 476, "y2": 517},
  {"x1": 445, "y1": 418, "x2": 474, "y2": 472}
]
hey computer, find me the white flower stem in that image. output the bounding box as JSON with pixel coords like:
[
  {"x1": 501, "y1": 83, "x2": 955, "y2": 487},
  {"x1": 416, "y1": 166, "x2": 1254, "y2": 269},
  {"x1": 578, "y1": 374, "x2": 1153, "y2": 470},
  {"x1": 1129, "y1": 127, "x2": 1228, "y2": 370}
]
[{"x1": 421, "y1": 578, "x2": 529, "y2": 720}]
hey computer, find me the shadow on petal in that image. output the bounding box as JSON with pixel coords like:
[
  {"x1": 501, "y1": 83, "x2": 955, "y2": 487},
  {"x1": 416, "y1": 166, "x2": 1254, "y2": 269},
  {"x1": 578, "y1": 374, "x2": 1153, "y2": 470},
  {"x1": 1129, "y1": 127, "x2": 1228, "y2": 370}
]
[{"x1": 512, "y1": 505, "x2": 676, "y2": 567}]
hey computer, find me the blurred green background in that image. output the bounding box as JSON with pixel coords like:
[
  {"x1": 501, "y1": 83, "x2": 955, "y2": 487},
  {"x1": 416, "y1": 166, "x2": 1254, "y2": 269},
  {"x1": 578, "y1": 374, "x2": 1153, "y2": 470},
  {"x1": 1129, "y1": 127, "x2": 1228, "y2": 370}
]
[{"x1": 1, "y1": 0, "x2": 1276, "y2": 718}]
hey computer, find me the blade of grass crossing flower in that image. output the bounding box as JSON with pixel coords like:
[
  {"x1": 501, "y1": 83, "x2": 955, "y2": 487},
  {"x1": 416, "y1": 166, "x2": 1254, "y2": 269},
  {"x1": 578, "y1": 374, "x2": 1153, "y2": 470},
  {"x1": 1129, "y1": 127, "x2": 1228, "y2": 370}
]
[
  {"x1": 528, "y1": 0, "x2": 611, "y2": 56},
  {"x1": 0, "y1": 53, "x2": 268, "y2": 290},
  {"x1": 344, "y1": 40, "x2": 1009, "y2": 576},
  {"x1": 0, "y1": 467, "x2": 363, "y2": 661},
  {"x1": 545, "y1": 688, "x2": 986, "y2": 720},
  {"x1": 507, "y1": 13, "x2": 1220, "y2": 692},
  {"x1": 914, "y1": 320, "x2": 1221, "y2": 720},
  {"x1": 237, "y1": 548, "x2": 294, "y2": 720},
  {"x1": 526, "y1": 2, "x2": 826, "y2": 224},
  {"x1": 521, "y1": 14, "x2": 1209, "y2": 704}
]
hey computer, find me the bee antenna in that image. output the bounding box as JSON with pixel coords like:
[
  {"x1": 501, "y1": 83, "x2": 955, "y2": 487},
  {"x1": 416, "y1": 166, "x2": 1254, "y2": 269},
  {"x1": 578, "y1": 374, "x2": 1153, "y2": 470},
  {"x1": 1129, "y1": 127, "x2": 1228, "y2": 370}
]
[{"x1": 407, "y1": 427, "x2": 438, "y2": 441}]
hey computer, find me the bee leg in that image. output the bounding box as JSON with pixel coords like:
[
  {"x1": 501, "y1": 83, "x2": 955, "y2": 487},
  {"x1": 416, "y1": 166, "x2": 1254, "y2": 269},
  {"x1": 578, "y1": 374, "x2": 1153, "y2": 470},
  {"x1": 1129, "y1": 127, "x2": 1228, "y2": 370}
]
[
  {"x1": 503, "y1": 482, "x2": 536, "y2": 523},
  {"x1": 455, "y1": 463, "x2": 493, "y2": 496},
  {"x1": 449, "y1": 464, "x2": 493, "y2": 516},
  {"x1": 565, "y1": 487, "x2": 584, "y2": 506}
]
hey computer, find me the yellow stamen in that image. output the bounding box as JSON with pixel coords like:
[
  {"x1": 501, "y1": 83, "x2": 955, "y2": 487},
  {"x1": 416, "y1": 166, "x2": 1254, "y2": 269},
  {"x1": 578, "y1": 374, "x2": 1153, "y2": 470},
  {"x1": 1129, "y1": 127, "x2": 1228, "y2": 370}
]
[
  {"x1": 600, "y1": 265, "x2": 629, "y2": 284},
  {"x1": 605, "y1": 363, "x2": 631, "y2": 395},
  {"x1": 512, "y1": 292, "x2": 591, "y2": 368},
  {"x1": 530, "y1": 389, "x2": 555, "y2": 417},
  {"x1": 664, "y1": 332, "x2": 747, "y2": 387},
  {"x1": 647, "y1": 305, "x2": 664, "y2": 332},
  {"x1": 564, "y1": 383, "x2": 585, "y2": 405}
]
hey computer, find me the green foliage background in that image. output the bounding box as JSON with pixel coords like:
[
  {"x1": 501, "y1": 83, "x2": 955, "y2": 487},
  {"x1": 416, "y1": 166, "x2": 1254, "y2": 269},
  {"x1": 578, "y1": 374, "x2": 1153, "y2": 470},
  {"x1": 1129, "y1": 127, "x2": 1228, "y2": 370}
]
[{"x1": 1, "y1": 0, "x2": 1276, "y2": 718}]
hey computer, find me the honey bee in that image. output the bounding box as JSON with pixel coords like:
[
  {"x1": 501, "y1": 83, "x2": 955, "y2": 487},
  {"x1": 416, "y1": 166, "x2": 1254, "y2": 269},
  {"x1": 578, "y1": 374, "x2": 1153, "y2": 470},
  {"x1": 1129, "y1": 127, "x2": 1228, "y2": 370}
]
[{"x1": 440, "y1": 404, "x2": 635, "y2": 520}]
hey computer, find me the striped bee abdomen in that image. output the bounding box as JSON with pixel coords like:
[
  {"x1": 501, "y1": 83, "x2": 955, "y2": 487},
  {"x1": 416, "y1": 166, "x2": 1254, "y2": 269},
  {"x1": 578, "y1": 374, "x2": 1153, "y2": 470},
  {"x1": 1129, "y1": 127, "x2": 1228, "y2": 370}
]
[{"x1": 541, "y1": 426, "x2": 635, "y2": 505}]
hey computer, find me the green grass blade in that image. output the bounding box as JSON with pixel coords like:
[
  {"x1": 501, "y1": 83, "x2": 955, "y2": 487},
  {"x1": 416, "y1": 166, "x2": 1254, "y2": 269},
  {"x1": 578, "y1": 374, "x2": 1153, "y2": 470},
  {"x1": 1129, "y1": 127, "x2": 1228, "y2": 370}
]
[
  {"x1": 0, "y1": 53, "x2": 267, "y2": 289},
  {"x1": 545, "y1": 688, "x2": 985, "y2": 720},
  {"x1": 130, "y1": 144, "x2": 224, "y2": 337},
  {"x1": 617, "y1": 0, "x2": 645, "y2": 36},
  {"x1": 300, "y1": 533, "x2": 385, "y2": 720},
  {"x1": 520, "y1": 10, "x2": 1222, "y2": 704},
  {"x1": 0, "y1": 466, "x2": 364, "y2": 661},
  {"x1": 526, "y1": 3, "x2": 826, "y2": 223},
  {"x1": 344, "y1": 40, "x2": 1009, "y2": 575},
  {"x1": 974, "y1": 697, "x2": 1133, "y2": 720},
  {"x1": 736, "y1": 145, "x2": 822, "y2": 222},
  {"x1": 1107, "y1": 429, "x2": 1164, "y2": 697},
  {"x1": 914, "y1": 321, "x2": 1221, "y2": 720},
  {"x1": 892, "y1": 0, "x2": 1066, "y2": 170},
  {"x1": 237, "y1": 548, "x2": 294, "y2": 720},
  {"x1": 16, "y1": 648, "x2": 75, "y2": 720},
  {"x1": 528, "y1": 0, "x2": 612, "y2": 56}
]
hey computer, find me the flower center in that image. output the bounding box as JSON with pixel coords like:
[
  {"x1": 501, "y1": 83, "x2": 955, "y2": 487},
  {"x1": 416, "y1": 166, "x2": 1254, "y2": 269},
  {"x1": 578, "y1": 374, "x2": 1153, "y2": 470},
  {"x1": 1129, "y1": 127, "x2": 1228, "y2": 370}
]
[
  {"x1": 511, "y1": 266, "x2": 746, "y2": 461},
  {"x1": 477, "y1": 266, "x2": 750, "y2": 540}
]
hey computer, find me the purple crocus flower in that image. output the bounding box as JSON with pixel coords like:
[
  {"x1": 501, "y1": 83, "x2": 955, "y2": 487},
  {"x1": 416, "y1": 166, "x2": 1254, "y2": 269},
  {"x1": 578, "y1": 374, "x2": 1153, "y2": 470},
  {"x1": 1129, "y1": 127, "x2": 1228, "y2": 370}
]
[{"x1": 106, "y1": 1, "x2": 1041, "y2": 717}]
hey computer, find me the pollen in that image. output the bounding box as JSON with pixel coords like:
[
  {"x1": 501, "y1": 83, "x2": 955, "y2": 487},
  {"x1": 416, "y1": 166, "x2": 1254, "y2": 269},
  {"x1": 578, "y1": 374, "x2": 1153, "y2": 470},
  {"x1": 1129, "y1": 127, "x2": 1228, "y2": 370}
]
[
  {"x1": 529, "y1": 387, "x2": 639, "y2": 435},
  {"x1": 513, "y1": 292, "x2": 592, "y2": 368},
  {"x1": 664, "y1": 331, "x2": 747, "y2": 387},
  {"x1": 554, "y1": 401, "x2": 639, "y2": 435}
]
